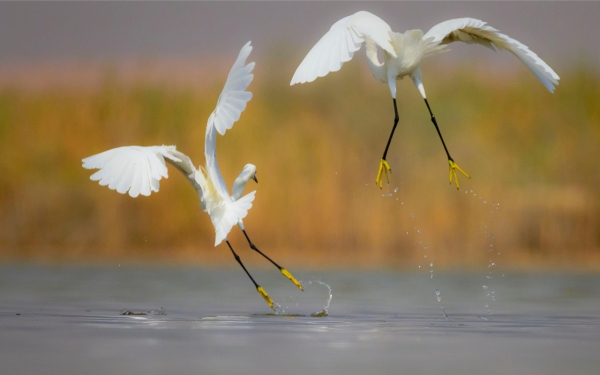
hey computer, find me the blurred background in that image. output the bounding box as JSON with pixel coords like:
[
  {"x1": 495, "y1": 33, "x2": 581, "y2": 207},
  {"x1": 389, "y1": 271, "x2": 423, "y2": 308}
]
[{"x1": 0, "y1": 1, "x2": 598, "y2": 271}]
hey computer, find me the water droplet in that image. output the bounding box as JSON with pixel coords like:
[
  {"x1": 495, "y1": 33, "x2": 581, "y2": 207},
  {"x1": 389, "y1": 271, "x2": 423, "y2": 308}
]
[
  {"x1": 483, "y1": 285, "x2": 488, "y2": 290},
  {"x1": 424, "y1": 255, "x2": 427, "y2": 258},
  {"x1": 435, "y1": 289, "x2": 441, "y2": 296},
  {"x1": 483, "y1": 200, "x2": 487, "y2": 204},
  {"x1": 429, "y1": 262, "x2": 433, "y2": 267},
  {"x1": 394, "y1": 187, "x2": 398, "y2": 193},
  {"x1": 401, "y1": 202, "x2": 404, "y2": 205},
  {"x1": 396, "y1": 198, "x2": 398, "y2": 201},
  {"x1": 424, "y1": 245, "x2": 428, "y2": 249}
]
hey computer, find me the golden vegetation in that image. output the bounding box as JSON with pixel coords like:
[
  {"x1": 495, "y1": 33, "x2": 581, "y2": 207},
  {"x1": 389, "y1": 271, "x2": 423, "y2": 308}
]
[{"x1": 0, "y1": 57, "x2": 598, "y2": 270}]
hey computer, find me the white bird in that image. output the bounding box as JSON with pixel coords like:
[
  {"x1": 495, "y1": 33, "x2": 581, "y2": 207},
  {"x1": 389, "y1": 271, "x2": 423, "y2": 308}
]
[
  {"x1": 291, "y1": 11, "x2": 560, "y2": 189},
  {"x1": 82, "y1": 42, "x2": 303, "y2": 311}
]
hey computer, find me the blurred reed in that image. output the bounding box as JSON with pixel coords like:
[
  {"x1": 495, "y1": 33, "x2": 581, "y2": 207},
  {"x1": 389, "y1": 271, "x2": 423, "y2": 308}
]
[{"x1": 0, "y1": 55, "x2": 598, "y2": 270}]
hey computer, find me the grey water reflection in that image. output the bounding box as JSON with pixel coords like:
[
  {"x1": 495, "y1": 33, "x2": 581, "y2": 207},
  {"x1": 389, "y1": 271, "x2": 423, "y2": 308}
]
[{"x1": 1, "y1": 265, "x2": 599, "y2": 375}]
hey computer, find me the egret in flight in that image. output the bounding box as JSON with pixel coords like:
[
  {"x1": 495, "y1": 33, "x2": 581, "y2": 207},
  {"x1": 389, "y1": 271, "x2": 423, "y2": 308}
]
[
  {"x1": 291, "y1": 11, "x2": 559, "y2": 189},
  {"x1": 82, "y1": 42, "x2": 303, "y2": 311}
]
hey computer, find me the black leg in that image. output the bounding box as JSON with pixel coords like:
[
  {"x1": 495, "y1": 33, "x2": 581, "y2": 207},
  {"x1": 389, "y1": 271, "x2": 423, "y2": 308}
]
[
  {"x1": 423, "y1": 98, "x2": 470, "y2": 188},
  {"x1": 226, "y1": 240, "x2": 274, "y2": 310},
  {"x1": 382, "y1": 98, "x2": 400, "y2": 160},
  {"x1": 242, "y1": 230, "x2": 282, "y2": 270},
  {"x1": 424, "y1": 98, "x2": 453, "y2": 161},
  {"x1": 242, "y1": 229, "x2": 303, "y2": 291},
  {"x1": 226, "y1": 240, "x2": 259, "y2": 288}
]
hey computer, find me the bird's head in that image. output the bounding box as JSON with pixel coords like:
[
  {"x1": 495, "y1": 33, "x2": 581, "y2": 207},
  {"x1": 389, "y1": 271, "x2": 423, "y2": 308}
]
[{"x1": 243, "y1": 164, "x2": 258, "y2": 183}]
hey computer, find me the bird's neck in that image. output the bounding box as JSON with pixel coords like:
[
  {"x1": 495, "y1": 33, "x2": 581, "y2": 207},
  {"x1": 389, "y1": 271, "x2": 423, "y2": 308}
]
[{"x1": 232, "y1": 170, "x2": 253, "y2": 201}]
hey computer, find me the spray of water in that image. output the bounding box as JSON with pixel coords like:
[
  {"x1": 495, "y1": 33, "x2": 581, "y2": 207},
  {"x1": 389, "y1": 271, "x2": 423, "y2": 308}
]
[{"x1": 273, "y1": 279, "x2": 333, "y2": 317}]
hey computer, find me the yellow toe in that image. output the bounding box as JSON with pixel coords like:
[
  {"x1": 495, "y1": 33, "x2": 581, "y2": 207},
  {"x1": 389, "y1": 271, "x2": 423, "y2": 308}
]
[
  {"x1": 375, "y1": 159, "x2": 392, "y2": 189},
  {"x1": 257, "y1": 286, "x2": 274, "y2": 310},
  {"x1": 281, "y1": 268, "x2": 304, "y2": 291},
  {"x1": 448, "y1": 160, "x2": 470, "y2": 190}
]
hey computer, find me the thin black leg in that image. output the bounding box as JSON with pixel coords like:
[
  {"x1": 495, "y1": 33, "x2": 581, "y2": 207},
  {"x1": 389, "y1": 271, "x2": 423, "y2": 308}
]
[
  {"x1": 226, "y1": 240, "x2": 259, "y2": 289},
  {"x1": 424, "y1": 98, "x2": 453, "y2": 161},
  {"x1": 242, "y1": 230, "x2": 282, "y2": 270},
  {"x1": 242, "y1": 229, "x2": 304, "y2": 291},
  {"x1": 382, "y1": 98, "x2": 400, "y2": 160}
]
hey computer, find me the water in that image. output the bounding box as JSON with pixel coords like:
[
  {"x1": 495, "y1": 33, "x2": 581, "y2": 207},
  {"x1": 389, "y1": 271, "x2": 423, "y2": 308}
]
[{"x1": 1, "y1": 265, "x2": 599, "y2": 375}]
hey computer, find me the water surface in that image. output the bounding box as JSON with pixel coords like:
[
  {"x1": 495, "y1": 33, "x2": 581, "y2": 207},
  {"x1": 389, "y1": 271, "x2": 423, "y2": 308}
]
[{"x1": 1, "y1": 265, "x2": 599, "y2": 374}]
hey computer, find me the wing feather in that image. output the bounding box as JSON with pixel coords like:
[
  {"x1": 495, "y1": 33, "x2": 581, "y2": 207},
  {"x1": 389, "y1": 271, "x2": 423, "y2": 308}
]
[
  {"x1": 82, "y1": 145, "x2": 182, "y2": 198},
  {"x1": 210, "y1": 41, "x2": 254, "y2": 136},
  {"x1": 291, "y1": 11, "x2": 397, "y2": 85},
  {"x1": 424, "y1": 18, "x2": 559, "y2": 92},
  {"x1": 205, "y1": 42, "x2": 254, "y2": 201}
]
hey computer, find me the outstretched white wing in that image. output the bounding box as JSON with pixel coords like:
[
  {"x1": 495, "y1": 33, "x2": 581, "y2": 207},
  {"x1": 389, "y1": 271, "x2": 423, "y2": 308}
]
[
  {"x1": 423, "y1": 18, "x2": 559, "y2": 92},
  {"x1": 290, "y1": 11, "x2": 397, "y2": 85},
  {"x1": 211, "y1": 41, "x2": 255, "y2": 136},
  {"x1": 82, "y1": 145, "x2": 186, "y2": 198},
  {"x1": 205, "y1": 41, "x2": 254, "y2": 201}
]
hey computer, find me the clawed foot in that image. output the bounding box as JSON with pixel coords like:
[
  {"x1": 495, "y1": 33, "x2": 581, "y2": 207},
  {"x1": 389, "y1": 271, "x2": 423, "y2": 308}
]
[
  {"x1": 448, "y1": 160, "x2": 470, "y2": 189},
  {"x1": 280, "y1": 268, "x2": 304, "y2": 291},
  {"x1": 257, "y1": 286, "x2": 275, "y2": 311},
  {"x1": 375, "y1": 159, "x2": 391, "y2": 189}
]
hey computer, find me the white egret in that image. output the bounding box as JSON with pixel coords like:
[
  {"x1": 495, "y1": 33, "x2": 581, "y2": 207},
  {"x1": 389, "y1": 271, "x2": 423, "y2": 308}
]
[
  {"x1": 291, "y1": 11, "x2": 559, "y2": 189},
  {"x1": 82, "y1": 42, "x2": 303, "y2": 311}
]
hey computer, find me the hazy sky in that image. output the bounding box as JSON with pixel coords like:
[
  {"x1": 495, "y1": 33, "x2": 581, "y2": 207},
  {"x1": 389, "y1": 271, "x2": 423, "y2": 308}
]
[{"x1": 0, "y1": 1, "x2": 598, "y2": 69}]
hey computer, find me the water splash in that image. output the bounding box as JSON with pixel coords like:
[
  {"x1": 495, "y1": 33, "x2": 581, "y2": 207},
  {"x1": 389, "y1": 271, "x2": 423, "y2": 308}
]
[
  {"x1": 275, "y1": 279, "x2": 333, "y2": 317},
  {"x1": 308, "y1": 280, "x2": 333, "y2": 317},
  {"x1": 467, "y1": 188, "x2": 501, "y2": 318},
  {"x1": 435, "y1": 289, "x2": 448, "y2": 319}
]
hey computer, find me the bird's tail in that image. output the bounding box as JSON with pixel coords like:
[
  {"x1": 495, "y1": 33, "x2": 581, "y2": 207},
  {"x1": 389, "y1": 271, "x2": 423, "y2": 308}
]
[{"x1": 211, "y1": 191, "x2": 257, "y2": 246}]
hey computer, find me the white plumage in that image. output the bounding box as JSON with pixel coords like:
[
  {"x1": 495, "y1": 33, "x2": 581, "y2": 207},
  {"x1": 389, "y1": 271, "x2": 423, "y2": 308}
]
[
  {"x1": 83, "y1": 42, "x2": 256, "y2": 246},
  {"x1": 291, "y1": 11, "x2": 559, "y2": 189},
  {"x1": 83, "y1": 42, "x2": 303, "y2": 310}
]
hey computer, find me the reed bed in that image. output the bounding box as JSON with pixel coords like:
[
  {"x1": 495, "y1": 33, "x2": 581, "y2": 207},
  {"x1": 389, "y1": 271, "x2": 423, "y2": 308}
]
[{"x1": 0, "y1": 57, "x2": 598, "y2": 270}]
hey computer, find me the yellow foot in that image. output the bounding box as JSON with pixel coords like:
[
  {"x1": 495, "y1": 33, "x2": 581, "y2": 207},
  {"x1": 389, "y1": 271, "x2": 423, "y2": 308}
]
[
  {"x1": 448, "y1": 160, "x2": 470, "y2": 190},
  {"x1": 281, "y1": 268, "x2": 304, "y2": 291},
  {"x1": 257, "y1": 286, "x2": 274, "y2": 311},
  {"x1": 375, "y1": 159, "x2": 392, "y2": 189}
]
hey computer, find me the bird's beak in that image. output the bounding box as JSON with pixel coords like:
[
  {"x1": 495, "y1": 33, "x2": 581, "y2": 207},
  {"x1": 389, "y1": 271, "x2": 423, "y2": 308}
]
[{"x1": 252, "y1": 174, "x2": 258, "y2": 183}]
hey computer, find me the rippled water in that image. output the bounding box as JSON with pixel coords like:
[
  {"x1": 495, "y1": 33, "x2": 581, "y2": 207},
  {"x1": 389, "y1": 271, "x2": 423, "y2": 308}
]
[{"x1": 1, "y1": 265, "x2": 599, "y2": 375}]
